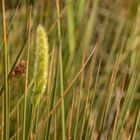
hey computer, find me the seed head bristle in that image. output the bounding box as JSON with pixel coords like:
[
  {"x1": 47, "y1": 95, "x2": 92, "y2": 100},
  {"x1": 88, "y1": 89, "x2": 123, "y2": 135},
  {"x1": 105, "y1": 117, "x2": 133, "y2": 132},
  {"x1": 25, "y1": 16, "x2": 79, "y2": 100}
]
[{"x1": 31, "y1": 25, "x2": 48, "y2": 108}]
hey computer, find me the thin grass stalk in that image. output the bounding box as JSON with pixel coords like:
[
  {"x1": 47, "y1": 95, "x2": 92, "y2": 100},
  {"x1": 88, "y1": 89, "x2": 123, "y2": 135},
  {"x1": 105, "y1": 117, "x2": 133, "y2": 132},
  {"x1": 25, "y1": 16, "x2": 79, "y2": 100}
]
[
  {"x1": 74, "y1": 51, "x2": 85, "y2": 140},
  {"x1": 66, "y1": 0, "x2": 75, "y2": 56},
  {"x1": 44, "y1": 53, "x2": 59, "y2": 140},
  {"x1": 130, "y1": 105, "x2": 140, "y2": 140},
  {"x1": 22, "y1": 6, "x2": 32, "y2": 140},
  {"x1": 76, "y1": 0, "x2": 85, "y2": 24},
  {"x1": 1, "y1": 95, "x2": 4, "y2": 140},
  {"x1": 46, "y1": 46, "x2": 56, "y2": 105},
  {"x1": 54, "y1": 113, "x2": 57, "y2": 140},
  {"x1": 16, "y1": 107, "x2": 19, "y2": 140},
  {"x1": 91, "y1": 116, "x2": 96, "y2": 139},
  {"x1": 7, "y1": 51, "x2": 10, "y2": 140},
  {"x1": 67, "y1": 90, "x2": 75, "y2": 140},
  {"x1": 56, "y1": 0, "x2": 66, "y2": 140},
  {"x1": 2, "y1": 0, "x2": 9, "y2": 139},
  {"x1": 26, "y1": 105, "x2": 35, "y2": 140},
  {"x1": 44, "y1": 45, "x2": 57, "y2": 140},
  {"x1": 111, "y1": 105, "x2": 119, "y2": 140},
  {"x1": 80, "y1": 63, "x2": 93, "y2": 140}
]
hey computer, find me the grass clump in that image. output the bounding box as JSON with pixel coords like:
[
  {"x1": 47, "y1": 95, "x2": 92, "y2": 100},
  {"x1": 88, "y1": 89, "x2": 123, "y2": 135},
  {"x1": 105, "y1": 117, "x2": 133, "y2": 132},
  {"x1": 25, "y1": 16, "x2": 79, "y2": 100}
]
[{"x1": 1, "y1": 0, "x2": 140, "y2": 140}]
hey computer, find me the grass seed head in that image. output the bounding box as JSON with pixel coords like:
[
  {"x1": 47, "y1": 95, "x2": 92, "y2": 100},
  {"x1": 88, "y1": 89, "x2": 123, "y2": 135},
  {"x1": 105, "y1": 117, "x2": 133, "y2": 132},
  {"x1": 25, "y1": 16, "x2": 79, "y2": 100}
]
[{"x1": 31, "y1": 25, "x2": 48, "y2": 108}]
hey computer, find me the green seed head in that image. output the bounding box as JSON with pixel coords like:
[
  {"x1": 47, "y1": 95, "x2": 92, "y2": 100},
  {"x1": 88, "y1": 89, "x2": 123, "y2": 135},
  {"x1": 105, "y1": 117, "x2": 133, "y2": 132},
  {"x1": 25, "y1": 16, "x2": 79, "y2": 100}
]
[{"x1": 31, "y1": 25, "x2": 48, "y2": 108}]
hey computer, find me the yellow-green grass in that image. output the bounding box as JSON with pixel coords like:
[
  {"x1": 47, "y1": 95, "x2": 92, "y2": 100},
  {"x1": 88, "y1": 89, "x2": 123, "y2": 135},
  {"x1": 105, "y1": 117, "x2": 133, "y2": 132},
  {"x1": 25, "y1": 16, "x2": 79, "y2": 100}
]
[{"x1": 0, "y1": 0, "x2": 140, "y2": 140}]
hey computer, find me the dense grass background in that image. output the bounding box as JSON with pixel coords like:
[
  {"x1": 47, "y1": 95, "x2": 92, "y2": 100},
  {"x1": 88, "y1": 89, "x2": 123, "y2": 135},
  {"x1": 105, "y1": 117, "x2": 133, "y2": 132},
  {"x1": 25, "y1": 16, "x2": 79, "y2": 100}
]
[{"x1": 1, "y1": 0, "x2": 140, "y2": 139}]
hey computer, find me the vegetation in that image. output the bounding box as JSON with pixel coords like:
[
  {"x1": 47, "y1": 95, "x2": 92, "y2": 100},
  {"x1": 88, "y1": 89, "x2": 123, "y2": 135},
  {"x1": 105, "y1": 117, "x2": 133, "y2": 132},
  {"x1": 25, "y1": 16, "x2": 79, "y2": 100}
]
[{"x1": 0, "y1": 0, "x2": 140, "y2": 140}]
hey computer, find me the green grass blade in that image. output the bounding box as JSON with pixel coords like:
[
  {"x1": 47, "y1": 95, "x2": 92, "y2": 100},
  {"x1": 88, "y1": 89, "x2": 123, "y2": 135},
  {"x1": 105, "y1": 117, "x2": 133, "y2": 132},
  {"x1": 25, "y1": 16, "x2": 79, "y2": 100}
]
[
  {"x1": 1, "y1": 0, "x2": 9, "y2": 139},
  {"x1": 66, "y1": 0, "x2": 75, "y2": 56},
  {"x1": 22, "y1": 7, "x2": 31, "y2": 140},
  {"x1": 131, "y1": 105, "x2": 140, "y2": 140},
  {"x1": 56, "y1": 1, "x2": 66, "y2": 140}
]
